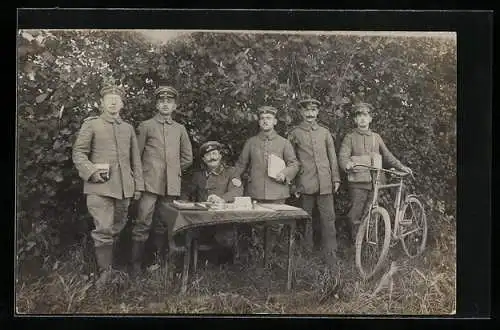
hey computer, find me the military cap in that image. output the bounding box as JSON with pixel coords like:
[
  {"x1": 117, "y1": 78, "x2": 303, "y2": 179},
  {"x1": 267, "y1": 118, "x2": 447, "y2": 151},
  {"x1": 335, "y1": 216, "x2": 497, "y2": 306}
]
[
  {"x1": 353, "y1": 102, "x2": 374, "y2": 115},
  {"x1": 258, "y1": 106, "x2": 278, "y2": 116},
  {"x1": 155, "y1": 85, "x2": 178, "y2": 99},
  {"x1": 100, "y1": 81, "x2": 125, "y2": 98},
  {"x1": 298, "y1": 98, "x2": 321, "y2": 108},
  {"x1": 199, "y1": 141, "x2": 223, "y2": 157}
]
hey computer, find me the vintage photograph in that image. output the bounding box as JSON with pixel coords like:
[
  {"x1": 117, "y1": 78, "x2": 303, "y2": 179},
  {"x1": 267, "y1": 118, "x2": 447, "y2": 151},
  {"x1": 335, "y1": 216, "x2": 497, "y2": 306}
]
[{"x1": 16, "y1": 29, "x2": 456, "y2": 315}]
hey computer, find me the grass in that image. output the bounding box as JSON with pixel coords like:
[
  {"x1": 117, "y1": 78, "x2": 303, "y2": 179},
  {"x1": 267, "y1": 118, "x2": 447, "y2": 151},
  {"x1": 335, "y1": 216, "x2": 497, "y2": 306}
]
[{"x1": 15, "y1": 216, "x2": 456, "y2": 315}]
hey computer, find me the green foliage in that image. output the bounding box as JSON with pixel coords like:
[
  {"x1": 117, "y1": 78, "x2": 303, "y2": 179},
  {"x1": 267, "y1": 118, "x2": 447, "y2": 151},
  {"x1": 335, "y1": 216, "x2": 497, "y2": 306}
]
[{"x1": 16, "y1": 30, "x2": 456, "y2": 259}]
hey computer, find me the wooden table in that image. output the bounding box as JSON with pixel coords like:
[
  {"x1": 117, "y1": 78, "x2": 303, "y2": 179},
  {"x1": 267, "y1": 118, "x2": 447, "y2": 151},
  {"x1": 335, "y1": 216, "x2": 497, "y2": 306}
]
[{"x1": 163, "y1": 203, "x2": 311, "y2": 294}]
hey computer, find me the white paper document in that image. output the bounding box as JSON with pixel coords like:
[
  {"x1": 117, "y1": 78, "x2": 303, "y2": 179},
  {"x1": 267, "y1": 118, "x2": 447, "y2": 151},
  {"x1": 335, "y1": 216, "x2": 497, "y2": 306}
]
[
  {"x1": 259, "y1": 203, "x2": 303, "y2": 211},
  {"x1": 267, "y1": 154, "x2": 286, "y2": 179}
]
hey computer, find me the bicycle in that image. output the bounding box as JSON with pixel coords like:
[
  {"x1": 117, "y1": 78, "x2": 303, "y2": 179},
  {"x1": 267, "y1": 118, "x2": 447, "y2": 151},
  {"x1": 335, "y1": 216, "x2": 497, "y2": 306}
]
[{"x1": 351, "y1": 164, "x2": 428, "y2": 280}]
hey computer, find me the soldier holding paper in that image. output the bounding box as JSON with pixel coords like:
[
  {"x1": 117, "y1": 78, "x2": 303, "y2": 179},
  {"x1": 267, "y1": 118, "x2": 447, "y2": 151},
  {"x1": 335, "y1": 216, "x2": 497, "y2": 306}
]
[
  {"x1": 234, "y1": 106, "x2": 299, "y2": 202},
  {"x1": 234, "y1": 105, "x2": 300, "y2": 254}
]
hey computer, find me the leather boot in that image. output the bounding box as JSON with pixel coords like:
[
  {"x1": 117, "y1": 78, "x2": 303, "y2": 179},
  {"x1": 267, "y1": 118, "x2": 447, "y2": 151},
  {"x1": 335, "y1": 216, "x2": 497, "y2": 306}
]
[
  {"x1": 95, "y1": 244, "x2": 113, "y2": 289},
  {"x1": 130, "y1": 240, "x2": 145, "y2": 277}
]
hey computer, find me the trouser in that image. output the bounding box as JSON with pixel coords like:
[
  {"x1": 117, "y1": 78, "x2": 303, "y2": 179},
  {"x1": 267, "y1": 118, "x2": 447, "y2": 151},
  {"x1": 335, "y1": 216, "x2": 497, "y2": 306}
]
[
  {"x1": 132, "y1": 191, "x2": 177, "y2": 242},
  {"x1": 347, "y1": 187, "x2": 374, "y2": 240},
  {"x1": 86, "y1": 194, "x2": 131, "y2": 247},
  {"x1": 301, "y1": 193, "x2": 338, "y2": 255},
  {"x1": 253, "y1": 198, "x2": 287, "y2": 251}
]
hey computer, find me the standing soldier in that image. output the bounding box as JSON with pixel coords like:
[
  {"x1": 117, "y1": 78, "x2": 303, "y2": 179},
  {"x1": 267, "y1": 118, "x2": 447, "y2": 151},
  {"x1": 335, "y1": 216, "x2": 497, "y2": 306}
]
[
  {"x1": 130, "y1": 83, "x2": 193, "y2": 276},
  {"x1": 72, "y1": 79, "x2": 144, "y2": 287},
  {"x1": 287, "y1": 97, "x2": 341, "y2": 267},
  {"x1": 234, "y1": 106, "x2": 300, "y2": 255},
  {"x1": 339, "y1": 102, "x2": 412, "y2": 244}
]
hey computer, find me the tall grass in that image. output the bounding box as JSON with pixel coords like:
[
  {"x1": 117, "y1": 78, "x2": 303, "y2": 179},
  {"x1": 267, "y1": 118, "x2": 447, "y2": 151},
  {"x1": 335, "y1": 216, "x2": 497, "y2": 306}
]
[{"x1": 16, "y1": 217, "x2": 455, "y2": 315}]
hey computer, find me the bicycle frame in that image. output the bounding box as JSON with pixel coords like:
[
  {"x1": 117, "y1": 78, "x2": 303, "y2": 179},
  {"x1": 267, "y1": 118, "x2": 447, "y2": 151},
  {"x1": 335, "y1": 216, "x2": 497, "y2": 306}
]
[{"x1": 355, "y1": 165, "x2": 408, "y2": 240}]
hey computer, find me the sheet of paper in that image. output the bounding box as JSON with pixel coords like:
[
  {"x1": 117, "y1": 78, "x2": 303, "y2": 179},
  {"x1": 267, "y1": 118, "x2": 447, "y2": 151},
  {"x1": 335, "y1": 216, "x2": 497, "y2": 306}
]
[
  {"x1": 258, "y1": 203, "x2": 303, "y2": 211},
  {"x1": 267, "y1": 154, "x2": 286, "y2": 179},
  {"x1": 208, "y1": 204, "x2": 275, "y2": 212}
]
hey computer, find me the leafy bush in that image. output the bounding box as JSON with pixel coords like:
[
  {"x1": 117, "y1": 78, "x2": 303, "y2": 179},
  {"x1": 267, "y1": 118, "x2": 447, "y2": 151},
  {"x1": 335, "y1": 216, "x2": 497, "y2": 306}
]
[{"x1": 16, "y1": 30, "x2": 456, "y2": 261}]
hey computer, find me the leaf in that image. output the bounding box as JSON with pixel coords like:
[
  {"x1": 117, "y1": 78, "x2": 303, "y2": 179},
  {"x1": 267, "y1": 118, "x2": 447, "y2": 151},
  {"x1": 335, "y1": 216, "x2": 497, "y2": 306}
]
[
  {"x1": 21, "y1": 32, "x2": 34, "y2": 42},
  {"x1": 35, "y1": 93, "x2": 49, "y2": 104}
]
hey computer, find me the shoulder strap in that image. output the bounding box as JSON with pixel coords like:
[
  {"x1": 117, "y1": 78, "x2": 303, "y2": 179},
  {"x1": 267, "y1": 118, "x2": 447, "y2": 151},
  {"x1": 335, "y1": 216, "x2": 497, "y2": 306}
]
[{"x1": 83, "y1": 116, "x2": 99, "y2": 122}]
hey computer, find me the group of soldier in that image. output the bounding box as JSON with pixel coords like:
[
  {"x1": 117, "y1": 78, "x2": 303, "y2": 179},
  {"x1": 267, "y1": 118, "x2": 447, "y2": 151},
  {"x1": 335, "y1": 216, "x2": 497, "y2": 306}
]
[{"x1": 72, "y1": 79, "x2": 412, "y2": 288}]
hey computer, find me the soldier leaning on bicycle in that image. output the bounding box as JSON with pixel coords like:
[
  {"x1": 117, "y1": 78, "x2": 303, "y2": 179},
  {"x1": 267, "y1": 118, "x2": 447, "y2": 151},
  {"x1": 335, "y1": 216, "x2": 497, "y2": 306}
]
[{"x1": 338, "y1": 102, "x2": 412, "y2": 244}]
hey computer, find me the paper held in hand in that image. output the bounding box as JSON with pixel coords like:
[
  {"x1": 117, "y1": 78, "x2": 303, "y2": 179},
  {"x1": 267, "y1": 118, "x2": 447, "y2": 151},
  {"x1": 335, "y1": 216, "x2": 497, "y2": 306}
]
[{"x1": 267, "y1": 154, "x2": 286, "y2": 180}]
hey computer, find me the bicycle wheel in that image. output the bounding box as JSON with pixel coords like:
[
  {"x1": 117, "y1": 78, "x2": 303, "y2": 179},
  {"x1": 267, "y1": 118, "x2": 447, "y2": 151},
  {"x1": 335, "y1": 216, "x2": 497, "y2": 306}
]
[
  {"x1": 399, "y1": 196, "x2": 427, "y2": 257},
  {"x1": 355, "y1": 207, "x2": 392, "y2": 280}
]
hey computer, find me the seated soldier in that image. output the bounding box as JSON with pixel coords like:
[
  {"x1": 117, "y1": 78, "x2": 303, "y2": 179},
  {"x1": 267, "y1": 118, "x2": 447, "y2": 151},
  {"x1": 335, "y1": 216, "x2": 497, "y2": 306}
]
[{"x1": 182, "y1": 141, "x2": 244, "y2": 262}]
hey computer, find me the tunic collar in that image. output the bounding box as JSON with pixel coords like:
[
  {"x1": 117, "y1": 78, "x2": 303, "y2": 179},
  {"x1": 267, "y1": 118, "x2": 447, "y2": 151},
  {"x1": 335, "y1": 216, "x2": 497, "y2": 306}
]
[
  {"x1": 355, "y1": 127, "x2": 373, "y2": 136},
  {"x1": 205, "y1": 163, "x2": 225, "y2": 177},
  {"x1": 100, "y1": 112, "x2": 122, "y2": 124},
  {"x1": 299, "y1": 121, "x2": 320, "y2": 131},
  {"x1": 258, "y1": 130, "x2": 278, "y2": 141},
  {"x1": 154, "y1": 113, "x2": 173, "y2": 124}
]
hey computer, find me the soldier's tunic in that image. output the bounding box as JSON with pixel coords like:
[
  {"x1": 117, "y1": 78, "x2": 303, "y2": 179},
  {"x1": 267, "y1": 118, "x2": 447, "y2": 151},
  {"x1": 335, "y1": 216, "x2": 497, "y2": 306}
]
[
  {"x1": 183, "y1": 164, "x2": 244, "y2": 203},
  {"x1": 339, "y1": 128, "x2": 405, "y2": 228},
  {"x1": 234, "y1": 130, "x2": 299, "y2": 201},
  {"x1": 287, "y1": 121, "x2": 341, "y2": 255},
  {"x1": 182, "y1": 164, "x2": 244, "y2": 247},
  {"x1": 132, "y1": 113, "x2": 193, "y2": 242},
  {"x1": 72, "y1": 113, "x2": 144, "y2": 247},
  {"x1": 234, "y1": 130, "x2": 300, "y2": 251}
]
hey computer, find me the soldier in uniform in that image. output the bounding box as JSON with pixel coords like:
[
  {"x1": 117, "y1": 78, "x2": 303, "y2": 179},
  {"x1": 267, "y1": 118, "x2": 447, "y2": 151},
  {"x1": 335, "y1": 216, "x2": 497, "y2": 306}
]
[
  {"x1": 130, "y1": 83, "x2": 193, "y2": 275},
  {"x1": 182, "y1": 141, "x2": 244, "y2": 262},
  {"x1": 183, "y1": 141, "x2": 244, "y2": 205},
  {"x1": 234, "y1": 105, "x2": 300, "y2": 254},
  {"x1": 287, "y1": 98, "x2": 341, "y2": 266},
  {"x1": 72, "y1": 79, "x2": 144, "y2": 288},
  {"x1": 339, "y1": 102, "x2": 412, "y2": 243}
]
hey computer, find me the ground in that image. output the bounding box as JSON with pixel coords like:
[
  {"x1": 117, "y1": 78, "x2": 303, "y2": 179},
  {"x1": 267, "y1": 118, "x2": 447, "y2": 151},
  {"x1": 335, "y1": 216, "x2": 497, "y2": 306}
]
[{"x1": 15, "y1": 216, "x2": 456, "y2": 315}]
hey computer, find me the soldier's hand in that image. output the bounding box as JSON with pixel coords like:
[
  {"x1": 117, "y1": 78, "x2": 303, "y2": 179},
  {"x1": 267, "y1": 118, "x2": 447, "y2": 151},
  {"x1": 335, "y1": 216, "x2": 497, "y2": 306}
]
[
  {"x1": 207, "y1": 194, "x2": 225, "y2": 204},
  {"x1": 345, "y1": 161, "x2": 354, "y2": 171},
  {"x1": 334, "y1": 182, "x2": 341, "y2": 193},
  {"x1": 401, "y1": 166, "x2": 413, "y2": 175},
  {"x1": 133, "y1": 191, "x2": 142, "y2": 200},
  {"x1": 275, "y1": 172, "x2": 286, "y2": 183},
  {"x1": 90, "y1": 171, "x2": 106, "y2": 183}
]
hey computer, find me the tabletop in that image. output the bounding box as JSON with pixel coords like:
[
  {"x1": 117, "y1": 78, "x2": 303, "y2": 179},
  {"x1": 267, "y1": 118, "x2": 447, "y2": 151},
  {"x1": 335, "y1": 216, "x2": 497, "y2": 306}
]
[{"x1": 164, "y1": 203, "x2": 311, "y2": 238}]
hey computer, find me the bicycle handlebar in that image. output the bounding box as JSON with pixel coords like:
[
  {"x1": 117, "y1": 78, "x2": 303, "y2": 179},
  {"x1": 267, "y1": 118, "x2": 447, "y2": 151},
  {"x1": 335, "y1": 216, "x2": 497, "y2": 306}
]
[{"x1": 351, "y1": 164, "x2": 413, "y2": 178}]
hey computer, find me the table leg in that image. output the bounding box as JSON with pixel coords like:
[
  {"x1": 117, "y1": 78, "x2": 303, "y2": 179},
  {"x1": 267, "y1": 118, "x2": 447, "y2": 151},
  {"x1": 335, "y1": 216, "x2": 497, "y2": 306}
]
[
  {"x1": 304, "y1": 219, "x2": 313, "y2": 252},
  {"x1": 192, "y1": 238, "x2": 198, "y2": 274},
  {"x1": 287, "y1": 221, "x2": 297, "y2": 291},
  {"x1": 263, "y1": 225, "x2": 271, "y2": 268},
  {"x1": 181, "y1": 231, "x2": 193, "y2": 294},
  {"x1": 233, "y1": 224, "x2": 239, "y2": 264}
]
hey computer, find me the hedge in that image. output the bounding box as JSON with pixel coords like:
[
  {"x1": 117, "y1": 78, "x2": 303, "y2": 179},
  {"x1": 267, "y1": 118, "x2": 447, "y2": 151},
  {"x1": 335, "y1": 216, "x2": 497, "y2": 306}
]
[{"x1": 16, "y1": 30, "x2": 456, "y2": 261}]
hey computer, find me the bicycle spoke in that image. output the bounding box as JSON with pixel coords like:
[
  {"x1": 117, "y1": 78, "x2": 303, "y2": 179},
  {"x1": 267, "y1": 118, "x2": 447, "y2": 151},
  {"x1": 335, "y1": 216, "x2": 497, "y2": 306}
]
[
  {"x1": 399, "y1": 197, "x2": 427, "y2": 258},
  {"x1": 399, "y1": 227, "x2": 421, "y2": 238}
]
